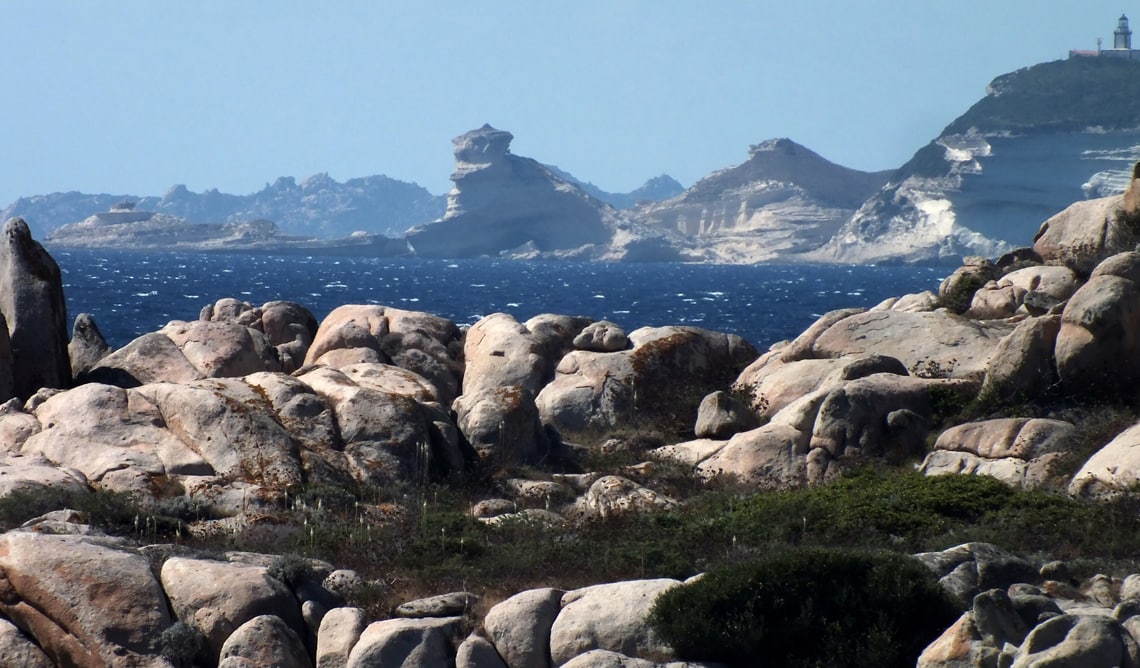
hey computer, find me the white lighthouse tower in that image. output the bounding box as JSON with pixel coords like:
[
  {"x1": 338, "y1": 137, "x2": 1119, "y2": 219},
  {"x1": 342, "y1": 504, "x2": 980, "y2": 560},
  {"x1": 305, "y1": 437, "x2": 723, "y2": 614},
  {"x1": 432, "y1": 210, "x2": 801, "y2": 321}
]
[{"x1": 1115, "y1": 14, "x2": 1133, "y2": 49}]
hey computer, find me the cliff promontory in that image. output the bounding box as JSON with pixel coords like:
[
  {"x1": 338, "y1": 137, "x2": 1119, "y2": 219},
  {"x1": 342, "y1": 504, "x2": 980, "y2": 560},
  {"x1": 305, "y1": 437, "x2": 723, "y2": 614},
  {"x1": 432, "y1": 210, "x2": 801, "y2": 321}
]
[
  {"x1": 629, "y1": 138, "x2": 891, "y2": 263},
  {"x1": 818, "y1": 56, "x2": 1140, "y2": 263},
  {"x1": 405, "y1": 125, "x2": 685, "y2": 261}
]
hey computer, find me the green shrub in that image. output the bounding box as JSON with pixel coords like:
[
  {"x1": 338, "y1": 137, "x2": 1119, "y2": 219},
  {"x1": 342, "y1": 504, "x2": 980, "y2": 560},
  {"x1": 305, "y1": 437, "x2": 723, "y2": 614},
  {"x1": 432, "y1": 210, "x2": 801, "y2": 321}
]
[
  {"x1": 159, "y1": 621, "x2": 204, "y2": 668},
  {"x1": 650, "y1": 547, "x2": 958, "y2": 668},
  {"x1": 266, "y1": 553, "x2": 313, "y2": 588}
]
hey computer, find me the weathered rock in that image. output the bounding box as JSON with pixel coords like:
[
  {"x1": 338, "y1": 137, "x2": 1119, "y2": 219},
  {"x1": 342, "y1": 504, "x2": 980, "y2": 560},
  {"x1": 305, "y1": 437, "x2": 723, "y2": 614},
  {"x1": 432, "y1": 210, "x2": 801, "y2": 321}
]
[
  {"x1": 405, "y1": 125, "x2": 645, "y2": 260},
  {"x1": 457, "y1": 634, "x2": 509, "y2": 668},
  {"x1": 809, "y1": 373, "x2": 939, "y2": 462},
  {"x1": 914, "y1": 542, "x2": 1040, "y2": 610},
  {"x1": 0, "y1": 532, "x2": 172, "y2": 668},
  {"x1": 134, "y1": 378, "x2": 305, "y2": 488},
  {"x1": 779, "y1": 307, "x2": 866, "y2": 362},
  {"x1": 523, "y1": 314, "x2": 595, "y2": 377},
  {"x1": 693, "y1": 423, "x2": 807, "y2": 488},
  {"x1": 537, "y1": 326, "x2": 756, "y2": 437},
  {"x1": 693, "y1": 390, "x2": 759, "y2": 439},
  {"x1": 966, "y1": 282, "x2": 1027, "y2": 320},
  {"x1": 550, "y1": 579, "x2": 680, "y2": 665},
  {"x1": 317, "y1": 606, "x2": 367, "y2": 668},
  {"x1": 68, "y1": 313, "x2": 111, "y2": 379},
  {"x1": 339, "y1": 362, "x2": 439, "y2": 402},
  {"x1": 0, "y1": 616, "x2": 53, "y2": 668},
  {"x1": 21, "y1": 382, "x2": 209, "y2": 487},
  {"x1": 872, "y1": 290, "x2": 940, "y2": 313},
  {"x1": 573, "y1": 321, "x2": 630, "y2": 353},
  {"x1": 305, "y1": 305, "x2": 464, "y2": 405},
  {"x1": 346, "y1": 616, "x2": 462, "y2": 668},
  {"x1": 219, "y1": 614, "x2": 312, "y2": 668},
  {"x1": 811, "y1": 310, "x2": 1014, "y2": 380},
  {"x1": 568, "y1": 476, "x2": 678, "y2": 521},
  {"x1": 0, "y1": 454, "x2": 89, "y2": 500},
  {"x1": 999, "y1": 265, "x2": 1082, "y2": 302},
  {"x1": 396, "y1": 592, "x2": 479, "y2": 618},
  {"x1": 483, "y1": 587, "x2": 563, "y2": 668},
  {"x1": 1011, "y1": 614, "x2": 1140, "y2": 668},
  {"x1": 1055, "y1": 251, "x2": 1140, "y2": 394},
  {"x1": 939, "y1": 259, "x2": 1001, "y2": 313},
  {"x1": 1033, "y1": 195, "x2": 1140, "y2": 275},
  {"x1": 160, "y1": 319, "x2": 281, "y2": 377},
  {"x1": 464, "y1": 313, "x2": 548, "y2": 397},
  {"x1": 560, "y1": 650, "x2": 657, "y2": 668},
  {"x1": 297, "y1": 366, "x2": 456, "y2": 485},
  {"x1": 980, "y1": 315, "x2": 1062, "y2": 401},
  {"x1": 161, "y1": 556, "x2": 305, "y2": 660},
  {"x1": 0, "y1": 218, "x2": 69, "y2": 400},
  {"x1": 1070, "y1": 422, "x2": 1140, "y2": 498},
  {"x1": 453, "y1": 386, "x2": 549, "y2": 463},
  {"x1": 917, "y1": 610, "x2": 1010, "y2": 668},
  {"x1": 202, "y1": 298, "x2": 319, "y2": 373},
  {"x1": 921, "y1": 418, "x2": 1077, "y2": 490},
  {"x1": 85, "y1": 332, "x2": 204, "y2": 388},
  {"x1": 0, "y1": 399, "x2": 39, "y2": 452}
]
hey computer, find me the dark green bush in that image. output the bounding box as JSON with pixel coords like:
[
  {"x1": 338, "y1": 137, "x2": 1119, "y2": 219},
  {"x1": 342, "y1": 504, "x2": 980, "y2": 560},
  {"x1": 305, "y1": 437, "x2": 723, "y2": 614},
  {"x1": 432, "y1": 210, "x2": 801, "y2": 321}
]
[
  {"x1": 650, "y1": 547, "x2": 958, "y2": 668},
  {"x1": 159, "y1": 621, "x2": 204, "y2": 668},
  {"x1": 266, "y1": 553, "x2": 313, "y2": 588}
]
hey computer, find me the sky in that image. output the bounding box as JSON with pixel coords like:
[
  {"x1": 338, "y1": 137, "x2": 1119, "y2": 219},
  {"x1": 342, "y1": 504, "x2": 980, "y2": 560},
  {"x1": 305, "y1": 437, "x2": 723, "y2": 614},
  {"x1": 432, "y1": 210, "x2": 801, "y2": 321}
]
[{"x1": 0, "y1": 2, "x2": 1134, "y2": 206}]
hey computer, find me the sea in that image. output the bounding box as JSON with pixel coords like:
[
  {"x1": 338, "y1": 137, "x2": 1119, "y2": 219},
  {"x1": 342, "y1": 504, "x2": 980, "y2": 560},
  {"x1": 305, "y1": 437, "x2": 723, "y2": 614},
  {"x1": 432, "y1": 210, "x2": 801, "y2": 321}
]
[{"x1": 53, "y1": 249, "x2": 951, "y2": 351}]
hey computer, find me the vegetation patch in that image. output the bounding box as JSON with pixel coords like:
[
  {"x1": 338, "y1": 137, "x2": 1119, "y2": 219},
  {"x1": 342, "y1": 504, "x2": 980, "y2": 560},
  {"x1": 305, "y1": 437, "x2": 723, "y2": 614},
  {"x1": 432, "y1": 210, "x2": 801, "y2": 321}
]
[{"x1": 650, "y1": 547, "x2": 959, "y2": 668}]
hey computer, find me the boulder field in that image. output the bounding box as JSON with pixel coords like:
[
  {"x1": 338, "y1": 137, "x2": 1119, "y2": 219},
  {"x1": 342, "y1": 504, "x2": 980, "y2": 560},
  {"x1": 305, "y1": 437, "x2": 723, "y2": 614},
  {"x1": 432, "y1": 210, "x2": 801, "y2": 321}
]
[{"x1": 5, "y1": 165, "x2": 1140, "y2": 665}]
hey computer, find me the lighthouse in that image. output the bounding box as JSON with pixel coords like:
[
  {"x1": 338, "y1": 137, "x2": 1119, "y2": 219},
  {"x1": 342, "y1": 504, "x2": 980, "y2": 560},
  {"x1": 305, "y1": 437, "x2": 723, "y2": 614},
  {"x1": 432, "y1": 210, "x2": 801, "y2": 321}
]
[{"x1": 1116, "y1": 14, "x2": 1133, "y2": 49}]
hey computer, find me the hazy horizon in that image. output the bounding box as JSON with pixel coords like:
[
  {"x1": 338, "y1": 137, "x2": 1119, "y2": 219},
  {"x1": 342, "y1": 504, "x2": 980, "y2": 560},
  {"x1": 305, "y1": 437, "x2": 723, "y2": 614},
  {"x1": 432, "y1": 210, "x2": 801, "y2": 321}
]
[{"x1": 1, "y1": 1, "x2": 1133, "y2": 205}]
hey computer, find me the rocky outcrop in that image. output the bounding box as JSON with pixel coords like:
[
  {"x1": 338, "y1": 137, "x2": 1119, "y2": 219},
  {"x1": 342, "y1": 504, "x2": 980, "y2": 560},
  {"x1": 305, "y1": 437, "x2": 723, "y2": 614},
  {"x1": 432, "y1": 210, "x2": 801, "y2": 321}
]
[
  {"x1": 405, "y1": 125, "x2": 684, "y2": 261},
  {"x1": 630, "y1": 138, "x2": 890, "y2": 263},
  {"x1": 0, "y1": 217, "x2": 69, "y2": 399}
]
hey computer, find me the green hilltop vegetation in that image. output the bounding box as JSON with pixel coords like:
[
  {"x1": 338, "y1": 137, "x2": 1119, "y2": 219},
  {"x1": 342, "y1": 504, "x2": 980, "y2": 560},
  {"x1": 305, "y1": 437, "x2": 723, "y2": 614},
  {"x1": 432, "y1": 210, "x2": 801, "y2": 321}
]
[{"x1": 945, "y1": 56, "x2": 1140, "y2": 135}]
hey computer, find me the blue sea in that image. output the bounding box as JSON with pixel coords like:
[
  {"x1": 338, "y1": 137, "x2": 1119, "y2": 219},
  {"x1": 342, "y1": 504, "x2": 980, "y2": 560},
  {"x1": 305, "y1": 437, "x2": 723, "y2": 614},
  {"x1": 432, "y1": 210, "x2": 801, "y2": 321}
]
[{"x1": 52, "y1": 249, "x2": 949, "y2": 351}]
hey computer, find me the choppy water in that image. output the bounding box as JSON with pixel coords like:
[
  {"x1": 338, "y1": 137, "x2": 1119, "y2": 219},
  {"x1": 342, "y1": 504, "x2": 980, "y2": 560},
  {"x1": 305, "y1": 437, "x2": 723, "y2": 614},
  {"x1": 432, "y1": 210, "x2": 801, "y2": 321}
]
[{"x1": 52, "y1": 249, "x2": 948, "y2": 350}]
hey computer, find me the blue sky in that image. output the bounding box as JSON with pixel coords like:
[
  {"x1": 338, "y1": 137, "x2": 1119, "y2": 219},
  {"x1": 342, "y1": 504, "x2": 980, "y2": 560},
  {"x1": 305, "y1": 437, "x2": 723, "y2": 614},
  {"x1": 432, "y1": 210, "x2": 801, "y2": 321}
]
[{"x1": 0, "y1": 2, "x2": 1132, "y2": 206}]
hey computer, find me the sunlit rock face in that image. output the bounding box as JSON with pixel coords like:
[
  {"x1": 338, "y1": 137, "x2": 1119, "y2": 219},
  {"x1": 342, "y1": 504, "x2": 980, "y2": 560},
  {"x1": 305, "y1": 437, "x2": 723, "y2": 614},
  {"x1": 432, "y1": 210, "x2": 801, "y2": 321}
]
[
  {"x1": 629, "y1": 138, "x2": 891, "y2": 263},
  {"x1": 818, "y1": 57, "x2": 1140, "y2": 264},
  {"x1": 405, "y1": 125, "x2": 682, "y2": 261}
]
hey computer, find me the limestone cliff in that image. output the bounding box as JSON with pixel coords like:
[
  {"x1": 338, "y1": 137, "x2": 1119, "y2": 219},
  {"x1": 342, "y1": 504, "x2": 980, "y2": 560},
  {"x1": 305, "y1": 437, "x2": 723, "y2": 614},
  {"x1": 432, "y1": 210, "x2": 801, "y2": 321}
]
[
  {"x1": 816, "y1": 57, "x2": 1140, "y2": 264},
  {"x1": 405, "y1": 125, "x2": 685, "y2": 261},
  {"x1": 629, "y1": 139, "x2": 891, "y2": 263}
]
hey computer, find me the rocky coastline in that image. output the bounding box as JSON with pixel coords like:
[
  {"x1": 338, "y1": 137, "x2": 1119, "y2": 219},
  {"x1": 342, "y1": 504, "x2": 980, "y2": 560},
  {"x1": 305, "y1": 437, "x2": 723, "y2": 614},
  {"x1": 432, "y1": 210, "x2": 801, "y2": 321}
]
[{"x1": 4, "y1": 165, "x2": 1140, "y2": 665}]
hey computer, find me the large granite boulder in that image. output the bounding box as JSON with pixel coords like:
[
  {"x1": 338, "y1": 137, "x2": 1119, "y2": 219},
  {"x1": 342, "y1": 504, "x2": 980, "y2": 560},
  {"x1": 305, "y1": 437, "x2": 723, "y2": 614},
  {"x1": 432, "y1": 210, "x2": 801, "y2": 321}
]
[
  {"x1": 160, "y1": 319, "x2": 282, "y2": 378},
  {"x1": 939, "y1": 258, "x2": 1000, "y2": 313},
  {"x1": 297, "y1": 366, "x2": 464, "y2": 485},
  {"x1": 1055, "y1": 251, "x2": 1140, "y2": 394},
  {"x1": 536, "y1": 326, "x2": 756, "y2": 438},
  {"x1": 808, "y1": 309, "x2": 1014, "y2": 380},
  {"x1": 1070, "y1": 422, "x2": 1140, "y2": 499},
  {"x1": 68, "y1": 313, "x2": 112, "y2": 379},
  {"x1": 483, "y1": 587, "x2": 563, "y2": 668},
  {"x1": 0, "y1": 617, "x2": 53, "y2": 667},
  {"x1": 920, "y1": 418, "x2": 1077, "y2": 490},
  {"x1": 219, "y1": 614, "x2": 312, "y2": 668},
  {"x1": 84, "y1": 332, "x2": 205, "y2": 387},
  {"x1": 0, "y1": 218, "x2": 68, "y2": 400},
  {"x1": 1034, "y1": 193, "x2": 1140, "y2": 276},
  {"x1": 0, "y1": 531, "x2": 173, "y2": 667},
  {"x1": 346, "y1": 616, "x2": 462, "y2": 668},
  {"x1": 200, "y1": 298, "x2": 319, "y2": 373},
  {"x1": 161, "y1": 556, "x2": 305, "y2": 660},
  {"x1": 550, "y1": 579, "x2": 680, "y2": 666},
  {"x1": 20, "y1": 382, "x2": 207, "y2": 490},
  {"x1": 980, "y1": 315, "x2": 1061, "y2": 401},
  {"x1": 304, "y1": 305, "x2": 463, "y2": 405},
  {"x1": 316, "y1": 606, "x2": 367, "y2": 668}
]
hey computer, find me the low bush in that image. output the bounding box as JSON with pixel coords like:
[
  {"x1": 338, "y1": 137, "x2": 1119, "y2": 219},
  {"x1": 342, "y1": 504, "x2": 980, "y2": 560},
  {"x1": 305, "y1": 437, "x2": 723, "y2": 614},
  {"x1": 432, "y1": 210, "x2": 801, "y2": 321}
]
[{"x1": 650, "y1": 547, "x2": 959, "y2": 668}]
